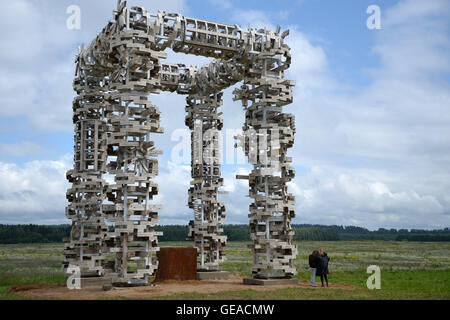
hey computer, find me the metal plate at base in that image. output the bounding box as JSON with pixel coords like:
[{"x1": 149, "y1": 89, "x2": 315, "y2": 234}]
[
  {"x1": 197, "y1": 271, "x2": 230, "y2": 280},
  {"x1": 80, "y1": 277, "x2": 112, "y2": 288},
  {"x1": 243, "y1": 278, "x2": 298, "y2": 286}
]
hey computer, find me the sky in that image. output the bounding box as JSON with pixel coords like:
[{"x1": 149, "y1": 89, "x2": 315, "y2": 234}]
[{"x1": 0, "y1": 0, "x2": 449, "y2": 230}]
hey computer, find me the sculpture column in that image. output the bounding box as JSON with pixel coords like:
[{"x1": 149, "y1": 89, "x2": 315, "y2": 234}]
[
  {"x1": 102, "y1": 7, "x2": 165, "y2": 283},
  {"x1": 63, "y1": 52, "x2": 108, "y2": 275},
  {"x1": 234, "y1": 43, "x2": 297, "y2": 279},
  {"x1": 186, "y1": 92, "x2": 227, "y2": 271}
]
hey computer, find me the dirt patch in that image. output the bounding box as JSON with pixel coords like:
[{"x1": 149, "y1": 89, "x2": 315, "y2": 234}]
[
  {"x1": 7, "y1": 283, "x2": 65, "y2": 293},
  {"x1": 9, "y1": 274, "x2": 359, "y2": 300}
]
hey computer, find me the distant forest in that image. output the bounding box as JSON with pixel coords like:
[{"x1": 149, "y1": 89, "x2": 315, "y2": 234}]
[{"x1": 0, "y1": 224, "x2": 449, "y2": 244}]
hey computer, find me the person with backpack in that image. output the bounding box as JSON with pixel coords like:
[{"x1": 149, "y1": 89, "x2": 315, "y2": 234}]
[{"x1": 308, "y1": 250, "x2": 320, "y2": 287}]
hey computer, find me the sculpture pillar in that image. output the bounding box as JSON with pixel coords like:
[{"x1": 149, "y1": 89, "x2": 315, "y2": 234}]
[
  {"x1": 101, "y1": 6, "x2": 165, "y2": 283},
  {"x1": 186, "y1": 92, "x2": 227, "y2": 271},
  {"x1": 63, "y1": 52, "x2": 108, "y2": 275},
  {"x1": 234, "y1": 42, "x2": 297, "y2": 279}
]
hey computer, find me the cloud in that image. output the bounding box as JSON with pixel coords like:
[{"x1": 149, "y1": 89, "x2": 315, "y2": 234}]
[
  {"x1": 154, "y1": 161, "x2": 191, "y2": 224},
  {"x1": 0, "y1": 154, "x2": 72, "y2": 224},
  {"x1": 289, "y1": 166, "x2": 449, "y2": 229}
]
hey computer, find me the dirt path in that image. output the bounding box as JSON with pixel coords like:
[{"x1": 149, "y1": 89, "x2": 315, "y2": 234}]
[{"x1": 8, "y1": 274, "x2": 359, "y2": 300}]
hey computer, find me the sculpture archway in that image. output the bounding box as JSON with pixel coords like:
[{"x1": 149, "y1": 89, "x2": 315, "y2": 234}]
[{"x1": 64, "y1": 1, "x2": 297, "y2": 284}]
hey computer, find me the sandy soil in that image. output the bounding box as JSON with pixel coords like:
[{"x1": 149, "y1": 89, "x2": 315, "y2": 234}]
[{"x1": 7, "y1": 274, "x2": 359, "y2": 300}]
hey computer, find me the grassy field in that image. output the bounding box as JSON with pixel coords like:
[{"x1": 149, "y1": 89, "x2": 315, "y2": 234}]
[{"x1": 0, "y1": 241, "x2": 449, "y2": 299}]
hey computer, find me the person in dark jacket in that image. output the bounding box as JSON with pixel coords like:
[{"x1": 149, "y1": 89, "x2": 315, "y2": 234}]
[
  {"x1": 308, "y1": 250, "x2": 320, "y2": 287},
  {"x1": 316, "y1": 248, "x2": 330, "y2": 287}
]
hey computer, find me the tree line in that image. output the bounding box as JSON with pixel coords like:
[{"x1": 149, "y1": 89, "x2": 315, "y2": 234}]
[
  {"x1": 0, "y1": 224, "x2": 448, "y2": 244},
  {"x1": 0, "y1": 224, "x2": 72, "y2": 244}
]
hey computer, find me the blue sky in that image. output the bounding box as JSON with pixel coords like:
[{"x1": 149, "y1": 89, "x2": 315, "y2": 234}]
[{"x1": 0, "y1": 0, "x2": 449, "y2": 230}]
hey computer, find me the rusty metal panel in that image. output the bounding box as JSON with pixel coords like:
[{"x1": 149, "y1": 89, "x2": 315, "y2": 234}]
[{"x1": 155, "y1": 248, "x2": 197, "y2": 281}]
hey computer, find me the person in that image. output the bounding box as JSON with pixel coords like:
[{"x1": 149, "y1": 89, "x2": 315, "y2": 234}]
[
  {"x1": 308, "y1": 250, "x2": 319, "y2": 287},
  {"x1": 316, "y1": 248, "x2": 330, "y2": 287}
]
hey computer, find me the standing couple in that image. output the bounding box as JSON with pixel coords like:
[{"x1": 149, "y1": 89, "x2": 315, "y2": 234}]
[{"x1": 309, "y1": 248, "x2": 330, "y2": 287}]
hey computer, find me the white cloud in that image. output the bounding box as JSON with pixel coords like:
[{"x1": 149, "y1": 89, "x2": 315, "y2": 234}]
[
  {"x1": 289, "y1": 166, "x2": 449, "y2": 229},
  {"x1": 154, "y1": 161, "x2": 191, "y2": 224},
  {"x1": 0, "y1": 154, "x2": 72, "y2": 224}
]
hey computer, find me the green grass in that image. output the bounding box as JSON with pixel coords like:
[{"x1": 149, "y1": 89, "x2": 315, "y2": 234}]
[
  {"x1": 151, "y1": 269, "x2": 449, "y2": 300},
  {"x1": 0, "y1": 241, "x2": 449, "y2": 299},
  {"x1": 0, "y1": 243, "x2": 65, "y2": 287}
]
